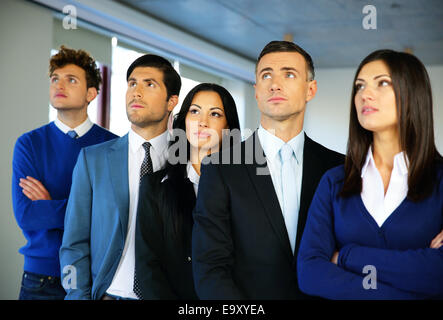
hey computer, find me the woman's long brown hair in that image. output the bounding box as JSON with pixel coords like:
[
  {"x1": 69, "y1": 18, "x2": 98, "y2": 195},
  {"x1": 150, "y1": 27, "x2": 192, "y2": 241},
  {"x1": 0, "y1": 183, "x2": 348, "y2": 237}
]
[{"x1": 340, "y1": 49, "x2": 442, "y2": 201}]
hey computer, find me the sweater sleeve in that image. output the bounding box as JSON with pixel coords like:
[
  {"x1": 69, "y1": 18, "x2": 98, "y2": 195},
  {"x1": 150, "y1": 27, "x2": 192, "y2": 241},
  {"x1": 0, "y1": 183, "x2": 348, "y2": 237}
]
[
  {"x1": 297, "y1": 172, "x2": 422, "y2": 300},
  {"x1": 338, "y1": 243, "x2": 443, "y2": 298},
  {"x1": 12, "y1": 135, "x2": 67, "y2": 231}
]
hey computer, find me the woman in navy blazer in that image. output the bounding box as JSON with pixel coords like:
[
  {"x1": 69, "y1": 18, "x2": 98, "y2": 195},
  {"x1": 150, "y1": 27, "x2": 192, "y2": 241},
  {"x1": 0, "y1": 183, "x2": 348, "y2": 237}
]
[
  {"x1": 135, "y1": 83, "x2": 240, "y2": 299},
  {"x1": 297, "y1": 49, "x2": 443, "y2": 299}
]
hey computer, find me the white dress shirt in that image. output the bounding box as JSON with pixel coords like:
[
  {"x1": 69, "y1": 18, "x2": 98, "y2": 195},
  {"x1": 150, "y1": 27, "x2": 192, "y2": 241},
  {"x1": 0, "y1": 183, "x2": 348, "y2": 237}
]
[
  {"x1": 257, "y1": 125, "x2": 304, "y2": 225},
  {"x1": 106, "y1": 129, "x2": 169, "y2": 299},
  {"x1": 54, "y1": 116, "x2": 93, "y2": 137},
  {"x1": 186, "y1": 161, "x2": 200, "y2": 196},
  {"x1": 361, "y1": 146, "x2": 408, "y2": 227}
]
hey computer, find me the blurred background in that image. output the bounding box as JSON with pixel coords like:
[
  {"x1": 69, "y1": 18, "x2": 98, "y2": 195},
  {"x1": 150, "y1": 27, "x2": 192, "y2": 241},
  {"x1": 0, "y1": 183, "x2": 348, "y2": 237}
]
[{"x1": 1, "y1": 0, "x2": 442, "y2": 299}]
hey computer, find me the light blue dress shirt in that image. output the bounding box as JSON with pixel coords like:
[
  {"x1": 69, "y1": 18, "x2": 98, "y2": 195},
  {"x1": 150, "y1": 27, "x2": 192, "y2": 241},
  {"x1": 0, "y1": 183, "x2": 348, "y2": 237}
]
[{"x1": 257, "y1": 125, "x2": 304, "y2": 253}]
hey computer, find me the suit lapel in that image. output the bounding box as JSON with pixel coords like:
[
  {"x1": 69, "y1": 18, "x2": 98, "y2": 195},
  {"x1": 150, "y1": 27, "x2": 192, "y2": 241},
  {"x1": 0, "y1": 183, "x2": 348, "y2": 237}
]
[
  {"x1": 295, "y1": 134, "x2": 322, "y2": 253},
  {"x1": 244, "y1": 132, "x2": 293, "y2": 262},
  {"x1": 107, "y1": 134, "x2": 130, "y2": 237}
]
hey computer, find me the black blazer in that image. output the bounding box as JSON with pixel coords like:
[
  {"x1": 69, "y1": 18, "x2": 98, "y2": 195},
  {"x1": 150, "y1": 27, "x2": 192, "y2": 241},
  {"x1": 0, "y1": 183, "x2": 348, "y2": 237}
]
[
  {"x1": 192, "y1": 131, "x2": 344, "y2": 299},
  {"x1": 135, "y1": 168, "x2": 198, "y2": 300}
]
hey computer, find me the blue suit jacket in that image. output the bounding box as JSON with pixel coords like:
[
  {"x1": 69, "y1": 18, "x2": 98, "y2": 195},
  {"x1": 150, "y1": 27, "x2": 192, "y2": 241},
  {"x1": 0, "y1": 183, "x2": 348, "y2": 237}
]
[{"x1": 60, "y1": 135, "x2": 130, "y2": 300}]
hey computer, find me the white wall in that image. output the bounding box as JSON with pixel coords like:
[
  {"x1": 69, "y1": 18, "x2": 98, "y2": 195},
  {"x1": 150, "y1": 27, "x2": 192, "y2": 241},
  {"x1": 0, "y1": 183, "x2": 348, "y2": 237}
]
[
  {"x1": 304, "y1": 68, "x2": 355, "y2": 154},
  {"x1": 428, "y1": 66, "x2": 443, "y2": 155},
  {"x1": 221, "y1": 77, "x2": 258, "y2": 140},
  {"x1": 0, "y1": 0, "x2": 53, "y2": 299}
]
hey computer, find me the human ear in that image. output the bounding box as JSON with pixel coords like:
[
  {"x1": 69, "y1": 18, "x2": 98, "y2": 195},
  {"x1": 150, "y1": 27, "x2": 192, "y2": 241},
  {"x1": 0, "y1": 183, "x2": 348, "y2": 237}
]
[
  {"x1": 167, "y1": 95, "x2": 179, "y2": 112},
  {"x1": 86, "y1": 87, "x2": 98, "y2": 104},
  {"x1": 306, "y1": 80, "x2": 317, "y2": 102}
]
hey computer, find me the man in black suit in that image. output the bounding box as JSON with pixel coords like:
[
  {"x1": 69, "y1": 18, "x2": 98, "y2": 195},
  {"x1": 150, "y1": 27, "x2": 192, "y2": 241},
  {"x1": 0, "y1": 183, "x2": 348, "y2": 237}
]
[{"x1": 192, "y1": 41, "x2": 345, "y2": 299}]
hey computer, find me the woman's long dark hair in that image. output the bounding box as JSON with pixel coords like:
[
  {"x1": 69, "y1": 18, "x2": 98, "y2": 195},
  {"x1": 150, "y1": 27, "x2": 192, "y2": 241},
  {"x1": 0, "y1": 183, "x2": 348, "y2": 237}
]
[
  {"x1": 340, "y1": 49, "x2": 442, "y2": 201},
  {"x1": 159, "y1": 83, "x2": 241, "y2": 240}
]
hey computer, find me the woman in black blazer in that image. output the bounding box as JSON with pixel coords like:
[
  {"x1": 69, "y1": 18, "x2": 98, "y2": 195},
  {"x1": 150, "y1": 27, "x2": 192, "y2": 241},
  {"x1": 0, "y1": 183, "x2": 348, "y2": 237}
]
[{"x1": 135, "y1": 83, "x2": 241, "y2": 299}]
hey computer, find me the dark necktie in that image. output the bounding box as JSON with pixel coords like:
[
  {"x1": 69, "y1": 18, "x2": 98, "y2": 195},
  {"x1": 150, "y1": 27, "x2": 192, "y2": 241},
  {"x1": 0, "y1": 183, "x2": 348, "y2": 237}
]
[
  {"x1": 139, "y1": 142, "x2": 153, "y2": 179},
  {"x1": 133, "y1": 142, "x2": 153, "y2": 299},
  {"x1": 67, "y1": 130, "x2": 78, "y2": 139}
]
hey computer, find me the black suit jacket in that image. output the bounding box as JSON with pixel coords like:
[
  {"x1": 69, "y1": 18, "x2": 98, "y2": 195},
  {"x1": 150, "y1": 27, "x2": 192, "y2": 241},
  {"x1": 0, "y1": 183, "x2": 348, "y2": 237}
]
[
  {"x1": 135, "y1": 168, "x2": 198, "y2": 300},
  {"x1": 192, "y1": 131, "x2": 344, "y2": 299}
]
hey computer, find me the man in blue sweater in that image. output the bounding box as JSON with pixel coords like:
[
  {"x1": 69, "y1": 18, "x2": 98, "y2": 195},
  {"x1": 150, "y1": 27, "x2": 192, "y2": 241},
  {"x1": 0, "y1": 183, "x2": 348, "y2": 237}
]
[{"x1": 11, "y1": 46, "x2": 118, "y2": 300}]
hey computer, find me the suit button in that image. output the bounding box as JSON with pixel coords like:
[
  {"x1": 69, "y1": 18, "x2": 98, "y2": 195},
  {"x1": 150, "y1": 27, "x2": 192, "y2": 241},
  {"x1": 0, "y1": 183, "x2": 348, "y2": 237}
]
[{"x1": 187, "y1": 256, "x2": 191, "y2": 262}]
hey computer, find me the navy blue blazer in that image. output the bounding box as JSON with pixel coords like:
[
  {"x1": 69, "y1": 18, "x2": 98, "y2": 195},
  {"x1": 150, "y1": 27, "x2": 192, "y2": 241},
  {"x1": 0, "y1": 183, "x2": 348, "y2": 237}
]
[{"x1": 192, "y1": 132, "x2": 344, "y2": 299}]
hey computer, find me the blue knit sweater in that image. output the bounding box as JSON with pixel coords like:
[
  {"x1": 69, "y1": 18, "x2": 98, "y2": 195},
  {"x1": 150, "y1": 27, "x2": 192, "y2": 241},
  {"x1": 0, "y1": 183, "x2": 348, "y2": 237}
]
[
  {"x1": 12, "y1": 122, "x2": 118, "y2": 277},
  {"x1": 297, "y1": 163, "x2": 443, "y2": 299}
]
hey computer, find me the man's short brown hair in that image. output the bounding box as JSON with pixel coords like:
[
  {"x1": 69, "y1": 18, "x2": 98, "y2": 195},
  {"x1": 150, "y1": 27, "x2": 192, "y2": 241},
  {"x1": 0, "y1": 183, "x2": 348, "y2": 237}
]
[
  {"x1": 49, "y1": 45, "x2": 102, "y2": 93},
  {"x1": 256, "y1": 41, "x2": 315, "y2": 81}
]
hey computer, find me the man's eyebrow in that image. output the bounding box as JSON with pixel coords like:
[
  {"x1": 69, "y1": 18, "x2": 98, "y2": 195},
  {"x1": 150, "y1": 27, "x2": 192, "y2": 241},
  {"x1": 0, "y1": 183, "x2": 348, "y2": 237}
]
[
  {"x1": 128, "y1": 77, "x2": 161, "y2": 85},
  {"x1": 64, "y1": 74, "x2": 80, "y2": 79},
  {"x1": 258, "y1": 67, "x2": 273, "y2": 75},
  {"x1": 143, "y1": 78, "x2": 160, "y2": 85},
  {"x1": 258, "y1": 66, "x2": 301, "y2": 75},
  {"x1": 281, "y1": 67, "x2": 300, "y2": 75},
  {"x1": 50, "y1": 73, "x2": 80, "y2": 79}
]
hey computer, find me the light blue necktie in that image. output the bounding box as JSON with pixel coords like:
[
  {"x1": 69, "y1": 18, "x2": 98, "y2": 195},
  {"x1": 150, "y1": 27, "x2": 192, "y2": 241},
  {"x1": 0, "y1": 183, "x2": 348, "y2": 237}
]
[
  {"x1": 280, "y1": 143, "x2": 299, "y2": 254},
  {"x1": 67, "y1": 130, "x2": 78, "y2": 139}
]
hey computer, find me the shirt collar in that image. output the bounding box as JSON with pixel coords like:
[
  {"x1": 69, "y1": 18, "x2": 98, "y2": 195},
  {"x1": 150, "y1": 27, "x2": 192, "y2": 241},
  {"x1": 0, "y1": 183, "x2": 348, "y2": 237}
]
[
  {"x1": 186, "y1": 161, "x2": 200, "y2": 186},
  {"x1": 394, "y1": 151, "x2": 409, "y2": 176},
  {"x1": 54, "y1": 117, "x2": 93, "y2": 137},
  {"x1": 257, "y1": 125, "x2": 304, "y2": 164},
  {"x1": 361, "y1": 146, "x2": 408, "y2": 177},
  {"x1": 128, "y1": 128, "x2": 169, "y2": 156},
  {"x1": 361, "y1": 146, "x2": 374, "y2": 177}
]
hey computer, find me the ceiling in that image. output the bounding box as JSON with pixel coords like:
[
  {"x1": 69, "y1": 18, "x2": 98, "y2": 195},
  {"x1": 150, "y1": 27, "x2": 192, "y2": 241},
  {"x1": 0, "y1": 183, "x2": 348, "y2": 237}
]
[{"x1": 115, "y1": 0, "x2": 443, "y2": 69}]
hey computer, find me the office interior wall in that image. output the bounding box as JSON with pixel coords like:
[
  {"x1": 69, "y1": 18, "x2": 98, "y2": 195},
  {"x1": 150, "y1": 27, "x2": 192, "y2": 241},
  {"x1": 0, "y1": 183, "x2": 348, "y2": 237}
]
[
  {"x1": 53, "y1": 16, "x2": 112, "y2": 66},
  {"x1": 0, "y1": 0, "x2": 53, "y2": 299}
]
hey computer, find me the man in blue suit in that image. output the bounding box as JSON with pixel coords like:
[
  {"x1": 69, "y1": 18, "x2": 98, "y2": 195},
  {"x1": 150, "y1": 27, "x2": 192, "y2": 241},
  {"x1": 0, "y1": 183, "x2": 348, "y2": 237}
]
[{"x1": 59, "y1": 54, "x2": 181, "y2": 300}]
